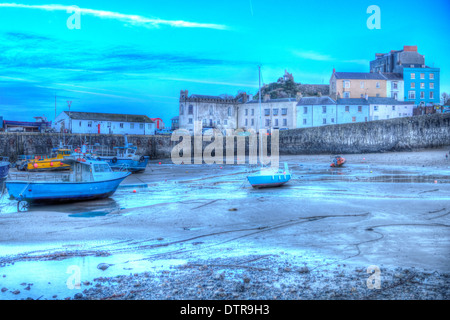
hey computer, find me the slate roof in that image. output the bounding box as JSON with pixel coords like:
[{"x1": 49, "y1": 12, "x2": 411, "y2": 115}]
[
  {"x1": 333, "y1": 72, "x2": 386, "y2": 80},
  {"x1": 381, "y1": 73, "x2": 403, "y2": 80},
  {"x1": 246, "y1": 98, "x2": 297, "y2": 104},
  {"x1": 336, "y1": 98, "x2": 414, "y2": 105},
  {"x1": 65, "y1": 111, "x2": 154, "y2": 123},
  {"x1": 336, "y1": 98, "x2": 370, "y2": 105},
  {"x1": 296, "y1": 96, "x2": 336, "y2": 105}
]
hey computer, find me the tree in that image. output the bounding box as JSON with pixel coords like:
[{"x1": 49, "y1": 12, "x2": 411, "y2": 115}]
[{"x1": 441, "y1": 92, "x2": 449, "y2": 105}]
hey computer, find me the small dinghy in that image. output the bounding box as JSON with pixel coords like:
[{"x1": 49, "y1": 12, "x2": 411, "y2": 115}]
[
  {"x1": 330, "y1": 156, "x2": 346, "y2": 167},
  {"x1": 247, "y1": 162, "x2": 291, "y2": 189}
]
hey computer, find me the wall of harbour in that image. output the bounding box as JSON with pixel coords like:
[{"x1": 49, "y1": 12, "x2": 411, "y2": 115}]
[{"x1": 1, "y1": 113, "x2": 449, "y2": 163}]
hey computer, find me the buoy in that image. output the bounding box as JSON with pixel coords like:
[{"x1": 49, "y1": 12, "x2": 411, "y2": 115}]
[
  {"x1": 50, "y1": 162, "x2": 54, "y2": 166},
  {"x1": 133, "y1": 190, "x2": 137, "y2": 193},
  {"x1": 434, "y1": 180, "x2": 438, "y2": 184},
  {"x1": 159, "y1": 162, "x2": 161, "y2": 165},
  {"x1": 34, "y1": 163, "x2": 38, "y2": 168}
]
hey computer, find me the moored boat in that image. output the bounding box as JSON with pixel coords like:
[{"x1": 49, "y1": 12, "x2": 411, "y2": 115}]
[
  {"x1": 247, "y1": 162, "x2": 291, "y2": 189},
  {"x1": 330, "y1": 155, "x2": 346, "y2": 167},
  {"x1": 6, "y1": 157, "x2": 130, "y2": 211},
  {"x1": 23, "y1": 147, "x2": 73, "y2": 172},
  {"x1": 94, "y1": 134, "x2": 149, "y2": 173},
  {"x1": 0, "y1": 157, "x2": 10, "y2": 179}
]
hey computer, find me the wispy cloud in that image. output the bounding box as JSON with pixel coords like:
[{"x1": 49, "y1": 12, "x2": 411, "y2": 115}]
[
  {"x1": 0, "y1": 3, "x2": 229, "y2": 30},
  {"x1": 292, "y1": 50, "x2": 369, "y2": 66}
]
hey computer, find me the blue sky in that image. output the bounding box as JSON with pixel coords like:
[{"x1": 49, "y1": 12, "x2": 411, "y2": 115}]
[{"x1": 1, "y1": 0, "x2": 449, "y2": 124}]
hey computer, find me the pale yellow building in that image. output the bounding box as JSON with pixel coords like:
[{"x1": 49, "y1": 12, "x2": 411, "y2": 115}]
[{"x1": 330, "y1": 71, "x2": 387, "y2": 100}]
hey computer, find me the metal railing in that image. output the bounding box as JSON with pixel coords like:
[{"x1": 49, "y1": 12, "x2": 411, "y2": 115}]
[{"x1": 7, "y1": 172, "x2": 71, "y2": 182}]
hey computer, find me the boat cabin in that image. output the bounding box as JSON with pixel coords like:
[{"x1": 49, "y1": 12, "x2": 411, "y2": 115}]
[{"x1": 69, "y1": 159, "x2": 115, "y2": 182}]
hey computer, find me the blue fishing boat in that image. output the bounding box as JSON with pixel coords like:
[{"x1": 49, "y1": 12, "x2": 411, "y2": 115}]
[
  {"x1": 6, "y1": 157, "x2": 130, "y2": 211},
  {"x1": 0, "y1": 157, "x2": 10, "y2": 179},
  {"x1": 94, "y1": 135, "x2": 149, "y2": 173},
  {"x1": 247, "y1": 162, "x2": 292, "y2": 188}
]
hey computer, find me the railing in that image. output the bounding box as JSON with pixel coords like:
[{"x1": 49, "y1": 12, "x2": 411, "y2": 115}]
[{"x1": 7, "y1": 172, "x2": 71, "y2": 182}]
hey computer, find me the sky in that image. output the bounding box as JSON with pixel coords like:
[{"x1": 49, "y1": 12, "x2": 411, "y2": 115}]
[{"x1": 0, "y1": 0, "x2": 449, "y2": 125}]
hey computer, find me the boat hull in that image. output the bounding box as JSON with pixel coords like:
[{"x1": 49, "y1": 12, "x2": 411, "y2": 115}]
[
  {"x1": 247, "y1": 174, "x2": 291, "y2": 189},
  {"x1": 6, "y1": 173, "x2": 130, "y2": 204},
  {"x1": 97, "y1": 157, "x2": 149, "y2": 172},
  {"x1": 0, "y1": 162, "x2": 10, "y2": 179}
]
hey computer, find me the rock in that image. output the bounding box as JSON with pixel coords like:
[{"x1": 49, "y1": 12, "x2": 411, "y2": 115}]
[
  {"x1": 1, "y1": 288, "x2": 8, "y2": 293},
  {"x1": 228, "y1": 208, "x2": 238, "y2": 211},
  {"x1": 12, "y1": 290, "x2": 20, "y2": 295},
  {"x1": 74, "y1": 293, "x2": 83, "y2": 299},
  {"x1": 298, "y1": 266, "x2": 309, "y2": 274},
  {"x1": 243, "y1": 277, "x2": 250, "y2": 284},
  {"x1": 97, "y1": 263, "x2": 111, "y2": 271}
]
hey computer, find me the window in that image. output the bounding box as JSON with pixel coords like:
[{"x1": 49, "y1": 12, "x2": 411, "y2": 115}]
[
  {"x1": 283, "y1": 119, "x2": 287, "y2": 126},
  {"x1": 209, "y1": 119, "x2": 212, "y2": 127},
  {"x1": 107, "y1": 122, "x2": 111, "y2": 128},
  {"x1": 392, "y1": 106, "x2": 396, "y2": 111},
  {"x1": 331, "y1": 118, "x2": 335, "y2": 123},
  {"x1": 120, "y1": 123, "x2": 124, "y2": 128},
  {"x1": 303, "y1": 119, "x2": 307, "y2": 125},
  {"x1": 245, "y1": 109, "x2": 248, "y2": 116},
  {"x1": 88, "y1": 121, "x2": 92, "y2": 127},
  {"x1": 188, "y1": 105, "x2": 193, "y2": 115},
  {"x1": 343, "y1": 80, "x2": 350, "y2": 88},
  {"x1": 148, "y1": 124, "x2": 151, "y2": 129},
  {"x1": 281, "y1": 108, "x2": 288, "y2": 115},
  {"x1": 394, "y1": 93, "x2": 398, "y2": 100},
  {"x1": 392, "y1": 82, "x2": 398, "y2": 89},
  {"x1": 430, "y1": 73, "x2": 434, "y2": 80},
  {"x1": 411, "y1": 83, "x2": 415, "y2": 89},
  {"x1": 376, "y1": 81, "x2": 380, "y2": 88},
  {"x1": 345, "y1": 106, "x2": 349, "y2": 112},
  {"x1": 376, "y1": 94, "x2": 380, "y2": 98},
  {"x1": 188, "y1": 118, "x2": 193, "y2": 124},
  {"x1": 360, "y1": 81, "x2": 364, "y2": 89},
  {"x1": 352, "y1": 117, "x2": 356, "y2": 122},
  {"x1": 245, "y1": 119, "x2": 248, "y2": 126},
  {"x1": 224, "y1": 120, "x2": 228, "y2": 125},
  {"x1": 209, "y1": 106, "x2": 213, "y2": 115},
  {"x1": 322, "y1": 118, "x2": 327, "y2": 124},
  {"x1": 420, "y1": 91, "x2": 425, "y2": 99},
  {"x1": 420, "y1": 73, "x2": 425, "y2": 79},
  {"x1": 79, "y1": 121, "x2": 82, "y2": 127},
  {"x1": 430, "y1": 92, "x2": 434, "y2": 99},
  {"x1": 322, "y1": 106, "x2": 327, "y2": 113},
  {"x1": 228, "y1": 107, "x2": 232, "y2": 116},
  {"x1": 430, "y1": 83, "x2": 434, "y2": 89},
  {"x1": 251, "y1": 109, "x2": 254, "y2": 116},
  {"x1": 386, "y1": 115, "x2": 390, "y2": 119},
  {"x1": 343, "y1": 92, "x2": 350, "y2": 98},
  {"x1": 130, "y1": 123, "x2": 135, "y2": 129},
  {"x1": 303, "y1": 106, "x2": 308, "y2": 114},
  {"x1": 274, "y1": 119, "x2": 279, "y2": 126},
  {"x1": 411, "y1": 73, "x2": 415, "y2": 79},
  {"x1": 273, "y1": 108, "x2": 279, "y2": 116},
  {"x1": 374, "y1": 106, "x2": 378, "y2": 111},
  {"x1": 140, "y1": 123, "x2": 144, "y2": 129},
  {"x1": 251, "y1": 119, "x2": 254, "y2": 126},
  {"x1": 180, "y1": 104, "x2": 184, "y2": 115},
  {"x1": 217, "y1": 120, "x2": 220, "y2": 125},
  {"x1": 420, "y1": 83, "x2": 425, "y2": 89},
  {"x1": 264, "y1": 109, "x2": 270, "y2": 116},
  {"x1": 265, "y1": 119, "x2": 270, "y2": 126},
  {"x1": 202, "y1": 119, "x2": 207, "y2": 126},
  {"x1": 358, "y1": 106, "x2": 362, "y2": 112}
]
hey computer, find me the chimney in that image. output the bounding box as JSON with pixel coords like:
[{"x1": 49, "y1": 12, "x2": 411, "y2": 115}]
[
  {"x1": 403, "y1": 45, "x2": 417, "y2": 52},
  {"x1": 264, "y1": 94, "x2": 270, "y2": 102},
  {"x1": 365, "y1": 94, "x2": 369, "y2": 101},
  {"x1": 296, "y1": 92, "x2": 302, "y2": 101},
  {"x1": 243, "y1": 92, "x2": 247, "y2": 103},
  {"x1": 332, "y1": 68, "x2": 335, "y2": 73}
]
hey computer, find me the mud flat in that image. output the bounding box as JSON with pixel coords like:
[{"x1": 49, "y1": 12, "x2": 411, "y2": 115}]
[{"x1": 0, "y1": 148, "x2": 449, "y2": 300}]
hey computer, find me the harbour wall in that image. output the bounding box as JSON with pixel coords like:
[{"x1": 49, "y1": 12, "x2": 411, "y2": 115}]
[{"x1": 0, "y1": 113, "x2": 449, "y2": 163}]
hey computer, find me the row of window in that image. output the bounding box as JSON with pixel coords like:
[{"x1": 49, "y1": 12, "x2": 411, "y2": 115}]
[
  {"x1": 410, "y1": 73, "x2": 434, "y2": 80},
  {"x1": 303, "y1": 105, "x2": 407, "y2": 114},
  {"x1": 343, "y1": 80, "x2": 381, "y2": 89},
  {"x1": 85, "y1": 121, "x2": 151, "y2": 129},
  {"x1": 301, "y1": 113, "x2": 409, "y2": 126},
  {"x1": 180, "y1": 105, "x2": 233, "y2": 116},
  {"x1": 243, "y1": 118, "x2": 288, "y2": 127},
  {"x1": 408, "y1": 91, "x2": 435, "y2": 99},
  {"x1": 410, "y1": 82, "x2": 435, "y2": 89}
]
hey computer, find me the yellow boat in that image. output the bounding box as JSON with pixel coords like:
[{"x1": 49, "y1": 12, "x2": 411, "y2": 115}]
[{"x1": 26, "y1": 148, "x2": 73, "y2": 171}]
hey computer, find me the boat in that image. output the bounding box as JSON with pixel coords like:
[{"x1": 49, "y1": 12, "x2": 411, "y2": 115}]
[
  {"x1": 246, "y1": 65, "x2": 291, "y2": 189},
  {"x1": 6, "y1": 157, "x2": 131, "y2": 211},
  {"x1": 330, "y1": 155, "x2": 346, "y2": 167},
  {"x1": 93, "y1": 134, "x2": 149, "y2": 173},
  {"x1": 247, "y1": 162, "x2": 291, "y2": 188},
  {"x1": 22, "y1": 145, "x2": 73, "y2": 172},
  {"x1": 0, "y1": 157, "x2": 10, "y2": 179}
]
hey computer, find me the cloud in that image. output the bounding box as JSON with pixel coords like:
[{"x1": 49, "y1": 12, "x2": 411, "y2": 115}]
[
  {"x1": 292, "y1": 50, "x2": 334, "y2": 61},
  {"x1": 0, "y1": 3, "x2": 229, "y2": 30}
]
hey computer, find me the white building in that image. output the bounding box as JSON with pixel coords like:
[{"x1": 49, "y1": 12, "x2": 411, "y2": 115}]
[
  {"x1": 383, "y1": 73, "x2": 404, "y2": 101},
  {"x1": 367, "y1": 97, "x2": 414, "y2": 120},
  {"x1": 54, "y1": 111, "x2": 156, "y2": 135}
]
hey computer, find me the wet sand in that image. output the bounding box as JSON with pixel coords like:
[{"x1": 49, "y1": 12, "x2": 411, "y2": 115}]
[{"x1": 0, "y1": 147, "x2": 449, "y2": 300}]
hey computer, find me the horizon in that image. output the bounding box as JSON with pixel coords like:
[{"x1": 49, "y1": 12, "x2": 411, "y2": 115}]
[{"x1": 1, "y1": 0, "x2": 449, "y2": 125}]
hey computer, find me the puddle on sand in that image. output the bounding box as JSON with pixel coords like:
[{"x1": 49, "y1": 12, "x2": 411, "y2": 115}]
[
  {"x1": 0, "y1": 252, "x2": 186, "y2": 300},
  {"x1": 68, "y1": 211, "x2": 110, "y2": 218}
]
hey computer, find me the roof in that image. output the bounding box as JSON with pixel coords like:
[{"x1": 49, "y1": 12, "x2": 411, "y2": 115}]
[
  {"x1": 65, "y1": 111, "x2": 153, "y2": 123},
  {"x1": 171, "y1": 116, "x2": 179, "y2": 120},
  {"x1": 297, "y1": 96, "x2": 336, "y2": 106},
  {"x1": 381, "y1": 73, "x2": 403, "y2": 80},
  {"x1": 245, "y1": 98, "x2": 297, "y2": 104},
  {"x1": 333, "y1": 72, "x2": 386, "y2": 80},
  {"x1": 336, "y1": 98, "x2": 370, "y2": 105}
]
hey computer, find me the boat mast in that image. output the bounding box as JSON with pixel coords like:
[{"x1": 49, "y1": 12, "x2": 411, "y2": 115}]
[{"x1": 258, "y1": 65, "x2": 263, "y2": 166}]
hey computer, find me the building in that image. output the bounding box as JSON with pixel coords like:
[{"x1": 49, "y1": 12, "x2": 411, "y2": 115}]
[
  {"x1": 382, "y1": 73, "x2": 404, "y2": 101},
  {"x1": 171, "y1": 116, "x2": 179, "y2": 130},
  {"x1": 330, "y1": 71, "x2": 387, "y2": 100},
  {"x1": 54, "y1": 111, "x2": 155, "y2": 135},
  {"x1": 296, "y1": 96, "x2": 414, "y2": 128},
  {"x1": 178, "y1": 90, "x2": 241, "y2": 134},
  {"x1": 238, "y1": 95, "x2": 298, "y2": 131},
  {"x1": 150, "y1": 118, "x2": 165, "y2": 130},
  {"x1": 2, "y1": 116, "x2": 52, "y2": 132},
  {"x1": 370, "y1": 46, "x2": 440, "y2": 106}
]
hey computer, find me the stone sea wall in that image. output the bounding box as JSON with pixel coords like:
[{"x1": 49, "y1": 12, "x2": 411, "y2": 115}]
[{"x1": 1, "y1": 113, "x2": 449, "y2": 163}]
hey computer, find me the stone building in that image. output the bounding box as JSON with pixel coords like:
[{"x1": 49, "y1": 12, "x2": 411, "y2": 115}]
[{"x1": 178, "y1": 90, "x2": 244, "y2": 135}]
